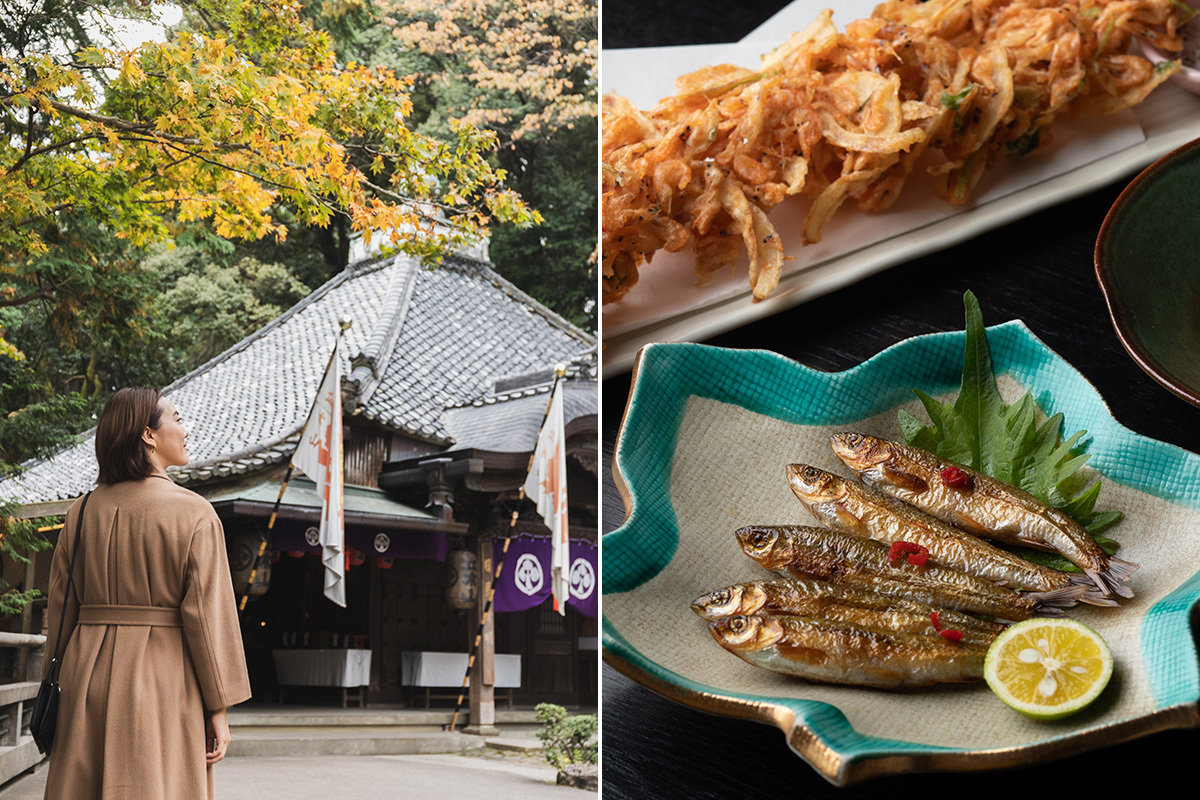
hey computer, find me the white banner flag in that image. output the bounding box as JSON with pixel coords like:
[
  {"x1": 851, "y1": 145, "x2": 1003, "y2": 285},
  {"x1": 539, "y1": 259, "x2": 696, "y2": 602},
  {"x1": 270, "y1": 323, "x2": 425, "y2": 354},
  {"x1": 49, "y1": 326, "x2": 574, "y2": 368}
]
[
  {"x1": 523, "y1": 380, "x2": 569, "y2": 615},
  {"x1": 293, "y1": 339, "x2": 346, "y2": 607}
]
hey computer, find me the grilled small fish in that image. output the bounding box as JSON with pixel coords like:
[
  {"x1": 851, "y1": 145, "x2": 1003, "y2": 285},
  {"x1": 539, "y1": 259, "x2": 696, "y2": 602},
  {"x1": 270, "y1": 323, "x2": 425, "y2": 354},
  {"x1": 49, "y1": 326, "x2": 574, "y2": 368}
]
[
  {"x1": 786, "y1": 464, "x2": 1110, "y2": 603},
  {"x1": 736, "y1": 524, "x2": 1092, "y2": 620},
  {"x1": 708, "y1": 613, "x2": 986, "y2": 688},
  {"x1": 829, "y1": 432, "x2": 1137, "y2": 598},
  {"x1": 737, "y1": 523, "x2": 1025, "y2": 598},
  {"x1": 692, "y1": 577, "x2": 1004, "y2": 648}
]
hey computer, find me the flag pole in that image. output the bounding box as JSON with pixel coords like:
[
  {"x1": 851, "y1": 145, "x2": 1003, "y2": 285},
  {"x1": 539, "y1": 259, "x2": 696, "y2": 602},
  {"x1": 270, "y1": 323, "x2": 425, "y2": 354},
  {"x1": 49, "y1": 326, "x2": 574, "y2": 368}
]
[
  {"x1": 238, "y1": 317, "x2": 352, "y2": 615},
  {"x1": 447, "y1": 363, "x2": 567, "y2": 733}
]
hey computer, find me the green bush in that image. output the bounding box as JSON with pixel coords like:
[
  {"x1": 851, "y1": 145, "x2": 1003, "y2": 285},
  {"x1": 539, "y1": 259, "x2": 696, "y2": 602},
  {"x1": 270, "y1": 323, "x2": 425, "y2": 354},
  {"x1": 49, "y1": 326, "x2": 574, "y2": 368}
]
[
  {"x1": 534, "y1": 703, "x2": 597, "y2": 768},
  {"x1": 0, "y1": 502, "x2": 52, "y2": 616}
]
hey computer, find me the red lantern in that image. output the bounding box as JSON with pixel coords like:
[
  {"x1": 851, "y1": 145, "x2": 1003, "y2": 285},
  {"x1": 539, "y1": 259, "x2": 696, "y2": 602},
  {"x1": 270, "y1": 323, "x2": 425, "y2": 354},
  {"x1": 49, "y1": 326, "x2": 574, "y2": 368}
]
[{"x1": 375, "y1": 556, "x2": 394, "y2": 569}]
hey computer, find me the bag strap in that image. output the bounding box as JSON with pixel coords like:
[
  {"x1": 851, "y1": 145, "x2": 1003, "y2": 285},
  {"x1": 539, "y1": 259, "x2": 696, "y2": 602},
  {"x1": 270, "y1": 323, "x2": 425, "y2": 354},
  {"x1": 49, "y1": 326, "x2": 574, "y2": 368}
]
[{"x1": 47, "y1": 491, "x2": 92, "y2": 681}]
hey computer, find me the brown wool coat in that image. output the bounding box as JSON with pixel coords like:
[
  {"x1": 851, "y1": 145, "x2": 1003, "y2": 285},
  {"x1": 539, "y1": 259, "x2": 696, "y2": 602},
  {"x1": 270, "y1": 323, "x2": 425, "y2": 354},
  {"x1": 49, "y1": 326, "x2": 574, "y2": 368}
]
[{"x1": 43, "y1": 474, "x2": 252, "y2": 800}]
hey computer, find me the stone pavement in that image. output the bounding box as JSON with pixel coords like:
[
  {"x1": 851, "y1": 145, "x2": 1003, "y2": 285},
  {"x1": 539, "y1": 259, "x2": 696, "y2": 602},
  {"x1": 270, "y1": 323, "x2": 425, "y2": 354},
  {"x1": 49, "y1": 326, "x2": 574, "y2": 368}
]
[{"x1": 0, "y1": 749, "x2": 587, "y2": 799}]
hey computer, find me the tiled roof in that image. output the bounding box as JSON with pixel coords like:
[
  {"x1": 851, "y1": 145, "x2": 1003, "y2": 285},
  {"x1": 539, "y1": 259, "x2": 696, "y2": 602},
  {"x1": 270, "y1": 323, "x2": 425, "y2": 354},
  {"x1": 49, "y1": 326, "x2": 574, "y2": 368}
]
[
  {"x1": 353, "y1": 260, "x2": 591, "y2": 442},
  {"x1": 442, "y1": 348, "x2": 598, "y2": 454},
  {"x1": 1, "y1": 252, "x2": 594, "y2": 505}
]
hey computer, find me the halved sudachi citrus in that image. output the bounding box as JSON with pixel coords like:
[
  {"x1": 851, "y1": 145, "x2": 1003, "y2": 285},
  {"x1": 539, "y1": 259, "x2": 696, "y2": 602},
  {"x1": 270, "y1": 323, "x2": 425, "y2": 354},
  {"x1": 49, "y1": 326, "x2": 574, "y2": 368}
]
[{"x1": 984, "y1": 618, "x2": 1113, "y2": 720}]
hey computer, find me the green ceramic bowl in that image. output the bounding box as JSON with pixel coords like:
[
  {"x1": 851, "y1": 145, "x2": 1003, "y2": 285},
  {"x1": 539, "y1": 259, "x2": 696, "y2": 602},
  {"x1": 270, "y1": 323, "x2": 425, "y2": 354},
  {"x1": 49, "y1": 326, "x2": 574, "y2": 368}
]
[{"x1": 1096, "y1": 137, "x2": 1200, "y2": 406}]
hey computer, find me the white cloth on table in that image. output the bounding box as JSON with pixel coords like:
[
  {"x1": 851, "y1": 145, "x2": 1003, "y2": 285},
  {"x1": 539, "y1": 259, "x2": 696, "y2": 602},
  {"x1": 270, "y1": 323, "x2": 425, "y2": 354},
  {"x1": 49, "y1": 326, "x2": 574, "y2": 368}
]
[
  {"x1": 401, "y1": 651, "x2": 520, "y2": 688},
  {"x1": 272, "y1": 649, "x2": 372, "y2": 687}
]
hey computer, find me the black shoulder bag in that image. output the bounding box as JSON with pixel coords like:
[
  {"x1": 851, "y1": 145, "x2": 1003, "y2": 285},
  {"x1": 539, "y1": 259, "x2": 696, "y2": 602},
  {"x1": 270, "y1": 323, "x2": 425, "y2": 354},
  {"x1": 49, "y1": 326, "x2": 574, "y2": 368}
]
[{"x1": 30, "y1": 491, "x2": 91, "y2": 755}]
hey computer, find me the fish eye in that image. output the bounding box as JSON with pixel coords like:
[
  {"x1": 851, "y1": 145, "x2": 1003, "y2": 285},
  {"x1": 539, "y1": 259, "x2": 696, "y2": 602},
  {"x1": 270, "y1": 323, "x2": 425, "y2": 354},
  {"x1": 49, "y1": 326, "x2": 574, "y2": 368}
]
[
  {"x1": 730, "y1": 616, "x2": 746, "y2": 632},
  {"x1": 845, "y1": 433, "x2": 861, "y2": 445},
  {"x1": 750, "y1": 530, "x2": 769, "y2": 547},
  {"x1": 803, "y1": 466, "x2": 821, "y2": 480},
  {"x1": 713, "y1": 589, "x2": 730, "y2": 603}
]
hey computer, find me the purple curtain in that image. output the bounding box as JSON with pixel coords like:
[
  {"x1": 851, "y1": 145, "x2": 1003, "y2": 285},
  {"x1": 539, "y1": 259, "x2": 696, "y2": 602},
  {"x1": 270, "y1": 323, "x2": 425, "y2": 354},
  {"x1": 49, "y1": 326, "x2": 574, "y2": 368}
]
[
  {"x1": 566, "y1": 539, "x2": 598, "y2": 618},
  {"x1": 492, "y1": 534, "x2": 597, "y2": 618}
]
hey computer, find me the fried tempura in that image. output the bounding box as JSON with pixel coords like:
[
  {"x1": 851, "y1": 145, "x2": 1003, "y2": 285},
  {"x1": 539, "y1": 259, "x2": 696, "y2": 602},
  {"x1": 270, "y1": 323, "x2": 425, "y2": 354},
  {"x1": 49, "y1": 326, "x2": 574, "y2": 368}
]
[{"x1": 601, "y1": 0, "x2": 1189, "y2": 305}]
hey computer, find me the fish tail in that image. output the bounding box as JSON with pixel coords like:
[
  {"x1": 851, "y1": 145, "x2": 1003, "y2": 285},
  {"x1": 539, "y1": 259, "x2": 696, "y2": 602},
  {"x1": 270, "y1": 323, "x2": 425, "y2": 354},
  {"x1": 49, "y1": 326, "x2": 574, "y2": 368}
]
[
  {"x1": 1109, "y1": 557, "x2": 1140, "y2": 581},
  {"x1": 1086, "y1": 557, "x2": 1138, "y2": 599},
  {"x1": 1067, "y1": 574, "x2": 1121, "y2": 607},
  {"x1": 1029, "y1": 584, "x2": 1091, "y2": 616}
]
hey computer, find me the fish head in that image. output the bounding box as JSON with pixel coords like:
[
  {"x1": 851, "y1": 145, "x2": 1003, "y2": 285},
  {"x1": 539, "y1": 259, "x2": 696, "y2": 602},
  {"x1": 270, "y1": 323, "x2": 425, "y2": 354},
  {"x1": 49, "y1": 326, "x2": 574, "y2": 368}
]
[
  {"x1": 692, "y1": 584, "x2": 770, "y2": 619},
  {"x1": 735, "y1": 526, "x2": 794, "y2": 570},
  {"x1": 830, "y1": 432, "x2": 893, "y2": 473},
  {"x1": 708, "y1": 614, "x2": 783, "y2": 652},
  {"x1": 691, "y1": 584, "x2": 757, "y2": 619},
  {"x1": 786, "y1": 464, "x2": 846, "y2": 506}
]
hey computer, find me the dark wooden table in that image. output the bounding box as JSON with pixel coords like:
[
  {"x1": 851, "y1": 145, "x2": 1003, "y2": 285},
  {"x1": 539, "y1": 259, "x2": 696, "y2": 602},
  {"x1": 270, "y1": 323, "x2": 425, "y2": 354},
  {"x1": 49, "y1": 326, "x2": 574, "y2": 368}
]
[{"x1": 601, "y1": 3, "x2": 1200, "y2": 796}]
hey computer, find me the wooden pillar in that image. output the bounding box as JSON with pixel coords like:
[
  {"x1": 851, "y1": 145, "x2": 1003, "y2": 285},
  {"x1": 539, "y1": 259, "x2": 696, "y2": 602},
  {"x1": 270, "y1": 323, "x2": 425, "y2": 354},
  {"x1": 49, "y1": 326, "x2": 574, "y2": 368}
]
[
  {"x1": 466, "y1": 535, "x2": 498, "y2": 735},
  {"x1": 368, "y1": 555, "x2": 382, "y2": 705}
]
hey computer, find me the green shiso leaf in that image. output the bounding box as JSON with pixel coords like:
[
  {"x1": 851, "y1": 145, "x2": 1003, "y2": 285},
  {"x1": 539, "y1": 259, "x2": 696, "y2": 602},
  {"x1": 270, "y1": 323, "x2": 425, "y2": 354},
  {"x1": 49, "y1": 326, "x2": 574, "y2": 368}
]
[{"x1": 899, "y1": 291, "x2": 1122, "y2": 570}]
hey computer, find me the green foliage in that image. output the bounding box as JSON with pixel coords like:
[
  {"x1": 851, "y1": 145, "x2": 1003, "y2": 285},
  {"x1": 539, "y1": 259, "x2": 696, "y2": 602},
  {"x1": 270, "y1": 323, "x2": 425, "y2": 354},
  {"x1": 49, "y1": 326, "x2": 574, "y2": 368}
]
[
  {"x1": 2, "y1": 210, "x2": 160, "y2": 375},
  {"x1": 489, "y1": 125, "x2": 596, "y2": 330},
  {"x1": 0, "y1": 345, "x2": 84, "y2": 615},
  {"x1": 0, "y1": 495, "x2": 56, "y2": 616},
  {"x1": 0, "y1": 351, "x2": 94, "y2": 474},
  {"x1": 0, "y1": 501, "x2": 53, "y2": 616},
  {"x1": 534, "y1": 702, "x2": 597, "y2": 768},
  {"x1": 145, "y1": 244, "x2": 312, "y2": 365},
  {"x1": 898, "y1": 291, "x2": 1122, "y2": 570}
]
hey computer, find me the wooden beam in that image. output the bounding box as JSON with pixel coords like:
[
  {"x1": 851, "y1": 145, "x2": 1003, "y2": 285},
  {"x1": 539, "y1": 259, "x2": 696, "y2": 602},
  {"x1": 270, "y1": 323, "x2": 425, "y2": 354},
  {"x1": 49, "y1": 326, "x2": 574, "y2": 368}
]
[{"x1": 11, "y1": 499, "x2": 74, "y2": 519}]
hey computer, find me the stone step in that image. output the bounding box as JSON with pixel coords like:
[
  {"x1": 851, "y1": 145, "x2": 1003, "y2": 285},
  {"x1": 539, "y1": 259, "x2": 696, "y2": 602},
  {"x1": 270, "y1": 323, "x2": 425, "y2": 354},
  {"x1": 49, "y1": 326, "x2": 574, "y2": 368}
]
[
  {"x1": 226, "y1": 729, "x2": 544, "y2": 759},
  {"x1": 227, "y1": 728, "x2": 486, "y2": 758},
  {"x1": 0, "y1": 739, "x2": 42, "y2": 785},
  {"x1": 228, "y1": 707, "x2": 542, "y2": 729},
  {"x1": 224, "y1": 706, "x2": 548, "y2": 758},
  {"x1": 485, "y1": 737, "x2": 543, "y2": 754}
]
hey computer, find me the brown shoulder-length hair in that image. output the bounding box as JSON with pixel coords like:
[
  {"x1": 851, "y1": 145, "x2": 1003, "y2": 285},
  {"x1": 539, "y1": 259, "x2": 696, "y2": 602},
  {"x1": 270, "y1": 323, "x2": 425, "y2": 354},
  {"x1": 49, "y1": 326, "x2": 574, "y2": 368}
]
[{"x1": 96, "y1": 387, "x2": 166, "y2": 484}]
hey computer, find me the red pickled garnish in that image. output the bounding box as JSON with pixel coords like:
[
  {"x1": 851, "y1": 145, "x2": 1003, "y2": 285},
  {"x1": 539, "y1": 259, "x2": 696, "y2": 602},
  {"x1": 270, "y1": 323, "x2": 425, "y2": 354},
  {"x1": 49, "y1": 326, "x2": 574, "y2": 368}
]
[
  {"x1": 889, "y1": 540, "x2": 929, "y2": 565},
  {"x1": 937, "y1": 629, "x2": 964, "y2": 642},
  {"x1": 940, "y1": 466, "x2": 975, "y2": 490},
  {"x1": 929, "y1": 611, "x2": 941, "y2": 630}
]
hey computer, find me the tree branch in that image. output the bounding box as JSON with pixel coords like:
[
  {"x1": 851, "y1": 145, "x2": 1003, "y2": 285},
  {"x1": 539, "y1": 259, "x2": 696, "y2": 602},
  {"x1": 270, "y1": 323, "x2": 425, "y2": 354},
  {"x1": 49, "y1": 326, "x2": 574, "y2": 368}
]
[
  {"x1": 360, "y1": 178, "x2": 473, "y2": 222},
  {"x1": 46, "y1": 100, "x2": 250, "y2": 152},
  {"x1": 13, "y1": 201, "x2": 72, "y2": 229},
  {"x1": 4, "y1": 131, "x2": 106, "y2": 176},
  {"x1": 0, "y1": 285, "x2": 60, "y2": 308}
]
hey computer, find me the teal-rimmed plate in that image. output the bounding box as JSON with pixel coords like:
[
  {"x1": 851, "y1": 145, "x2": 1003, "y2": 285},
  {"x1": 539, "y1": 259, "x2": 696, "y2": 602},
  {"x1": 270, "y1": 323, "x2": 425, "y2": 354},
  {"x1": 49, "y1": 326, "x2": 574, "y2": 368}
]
[{"x1": 603, "y1": 325, "x2": 1200, "y2": 785}]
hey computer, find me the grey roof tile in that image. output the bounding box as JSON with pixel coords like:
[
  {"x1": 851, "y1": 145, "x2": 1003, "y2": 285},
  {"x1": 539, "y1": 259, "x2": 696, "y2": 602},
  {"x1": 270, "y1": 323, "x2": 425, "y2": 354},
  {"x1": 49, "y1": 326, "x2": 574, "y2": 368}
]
[
  {"x1": 440, "y1": 346, "x2": 597, "y2": 453},
  {"x1": 443, "y1": 380, "x2": 598, "y2": 454}
]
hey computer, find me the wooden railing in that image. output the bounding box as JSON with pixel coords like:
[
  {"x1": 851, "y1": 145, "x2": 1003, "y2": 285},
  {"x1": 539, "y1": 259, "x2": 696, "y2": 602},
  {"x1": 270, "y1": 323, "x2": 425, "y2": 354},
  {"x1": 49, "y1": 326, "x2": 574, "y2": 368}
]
[{"x1": 0, "y1": 631, "x2": 45, "y2": 785}]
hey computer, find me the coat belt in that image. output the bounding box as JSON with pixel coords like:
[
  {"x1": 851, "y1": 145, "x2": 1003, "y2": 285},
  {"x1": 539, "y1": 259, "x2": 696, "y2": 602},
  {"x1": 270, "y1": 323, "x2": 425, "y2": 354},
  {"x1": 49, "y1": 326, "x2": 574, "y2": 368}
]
[{"x1": 77, "y1": 604, "x2": 183, "y2": 627}]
